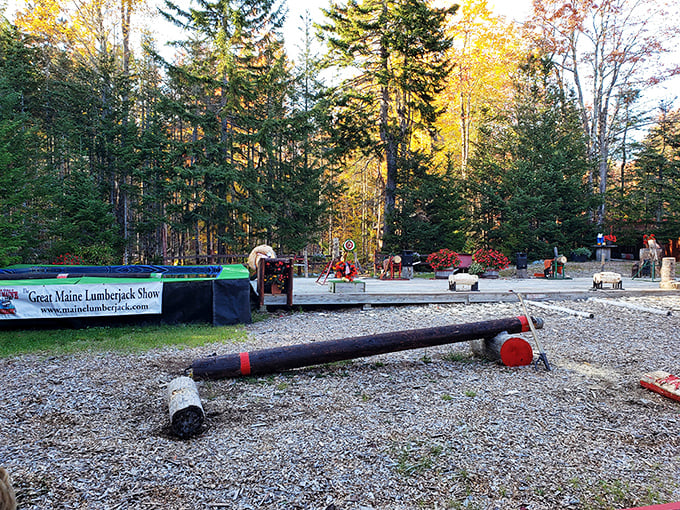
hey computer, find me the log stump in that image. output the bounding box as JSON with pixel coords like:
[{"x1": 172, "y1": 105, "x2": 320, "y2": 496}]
[
  {"x1": 660, "y1": 258, "x2": 678, "y2": 290},
  {"x1": 167, "y1": 376, "x2": 205, "y2": 439},
  {"x1": 470, "y1": 332, "x2": 533, "y2": 367}
]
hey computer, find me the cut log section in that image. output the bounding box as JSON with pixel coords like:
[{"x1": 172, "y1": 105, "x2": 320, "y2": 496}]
[
  {"x1": 524, "y1": 299, "x2": 594, "y2": 319},
  {"x1": 167, "y1": 376, "x2": 205, "y2": 438},
  {"x1": 589, "y1": 298, "x2": 671, "y2": 316},
  {"x1": 640, "y1": 371, "x2": 680, "y2": 403},
  {"x1": 470, "y1": 332, "x2": 533, "y2": 367}
]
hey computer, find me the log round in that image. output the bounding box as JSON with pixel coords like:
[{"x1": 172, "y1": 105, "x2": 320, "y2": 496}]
[
  {"x1": 189, "y1": 316, "x2": 543, "y2": 380},
  {"x1": 470, "y1": 332, "x2": 533, "y2": 367},
  {"x1": 167, "y1": 377, "x2": 205, "y2": 439},
  {"x1": 660, "y1": 257, "x2": 677, "y2": 289}
]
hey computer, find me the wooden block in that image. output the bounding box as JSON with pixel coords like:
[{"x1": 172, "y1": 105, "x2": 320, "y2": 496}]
[
  {"x1": 167, "y1": 376, "x2": 205, "y2": 438},
  {"x1": 592, "y1": 271, "x2": 622, "y2": 289},
  {"x1": 448, "y1": 273, "x2": 479, "y2": 291},
  {"x1": 640, "y1": 371, "x2": 680, "y2": 403},
  {"x1": 329, "y1": 280, "x2": 366, "y2": 293}
]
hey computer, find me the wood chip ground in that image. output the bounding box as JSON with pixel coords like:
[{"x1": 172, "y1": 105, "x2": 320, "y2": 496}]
[{"x1": 1, "y1": 293, "x2": 679, "y2": 509}]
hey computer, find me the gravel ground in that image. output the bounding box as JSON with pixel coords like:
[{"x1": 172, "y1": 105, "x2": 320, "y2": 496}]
[{"x1": 1, "y1": 292, "x2": 679, "y2": 510}]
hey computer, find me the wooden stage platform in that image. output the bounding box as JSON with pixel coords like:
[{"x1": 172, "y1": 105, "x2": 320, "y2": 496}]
[{"x1": 260, "y1": 275, "x2": 677, "y2": 308}]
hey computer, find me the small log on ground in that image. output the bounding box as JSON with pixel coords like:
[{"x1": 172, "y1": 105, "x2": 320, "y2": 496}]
[
  {"x1": 470, "y1": 332, "x2": 533, "y2": 367},
  {"x1": 640, "y1": 371, "x2": 680, "y2": 403},
  {"x1": 167, "y1": 376, "x2": 205, "y2": 438},
  {"x1": 589, "y1": 298, "x2": 671, "y2": 316},
  {"x1": 525, "y1": 299, "x2": 594, "y2": 319}
]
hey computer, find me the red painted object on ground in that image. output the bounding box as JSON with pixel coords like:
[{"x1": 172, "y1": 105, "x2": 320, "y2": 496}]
[
  {"x1": 640, "y1": 371, "x2": 680, "y2": 403},
  {"x1": 621, "y1": 503, "x2": 680, "y2": 510}
]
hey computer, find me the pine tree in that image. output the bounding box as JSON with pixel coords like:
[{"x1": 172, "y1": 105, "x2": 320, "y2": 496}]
[
  {"x1": 321, "y1": 0, "x2": 457, "y2": 241},
  {"x1": 468, "y1": 55, "x2": 594, "y2": 260}
]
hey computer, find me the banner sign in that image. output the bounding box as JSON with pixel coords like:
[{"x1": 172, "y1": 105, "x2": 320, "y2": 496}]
[{"x1": 0, "y1": 282, "x2": 163, "y2": 320}]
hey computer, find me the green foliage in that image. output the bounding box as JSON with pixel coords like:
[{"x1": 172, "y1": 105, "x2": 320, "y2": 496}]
[
  {"x1": 383, "y1": 153, "x2": 467, "y2": 254},
  {"x1": 51, "y1": 170, "x2": 120, "y2": 263},
  {"x1": 0, "y1": 23, "x2": 44, "y2": 265},
  {"x1": 322, "y1": 0, "x2": 458, "y2": 238},
  {"x1": 615, "y1": 106, "x2": 680, "y2": 241},
  {"x1": 467, "y1": 54, "x2": 595, "y2": 260}
]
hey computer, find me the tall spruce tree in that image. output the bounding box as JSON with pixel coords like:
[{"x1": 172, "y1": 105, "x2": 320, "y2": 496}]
[
  {"x1": 467, "y1": 55, "x2": 594, "y2": 260},
  {"x1": 161, "y1": 0, "x2": 331, "y2": 256},
  {"x1": 625, "y1": 107, "x2": 680, "y2": 239},
  {"x1": 321, "y1": 0, "x2": 457, "y2": 242},
  {"x1": 0, "y1": 22, "x2": 43, "y2": 265}
]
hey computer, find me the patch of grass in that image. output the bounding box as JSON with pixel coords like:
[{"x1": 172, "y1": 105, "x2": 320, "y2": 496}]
[
  {"x1": 464, "y1": 389, "x2": 477, "y2": 398},
  {"x1": 442, "y1": 351, "x2": 473, "y2": 363},
  {"x1": 570, "y1": 477, "x2": 673, "y2": 510},
  {"x1": 0, "y1": 323, "x2": 247, "y2": 357},
  {"x1": 441, "y1": 393, "x2": 453, "y2": 401},
  {"x1": 394, "y1": 441, "x2": 445, "y2": 476}
]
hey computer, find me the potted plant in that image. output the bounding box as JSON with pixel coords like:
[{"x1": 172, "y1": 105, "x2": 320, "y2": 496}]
[
  {"x1": 468, "y1": 261, "x2": 485, "y2": 276},
  {"x1": 472, "y1": 248, "x2": 510, "y2": 278},
  {"x1": 570, "y1": 247, "x2": 591, "y2": 262},
  {"x1": 426, "y1": 249, "x2": 461, "y2": 279}
]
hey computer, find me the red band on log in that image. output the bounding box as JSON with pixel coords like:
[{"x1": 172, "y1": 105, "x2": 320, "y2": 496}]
[
  {"x1": 239, "y1": 352, "x2": 251, "y2": 376},
  {"x1": 518, "y1": 315, "x2": 530, "y2": 332}
]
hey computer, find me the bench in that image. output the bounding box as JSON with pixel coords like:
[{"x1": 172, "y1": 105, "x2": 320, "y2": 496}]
[
  {"x1": 592, "y1": 271, "x2": 623, "y2": 290},
  {"x1": 448, "y1": 273, "x2": 479, "y2": 291}
]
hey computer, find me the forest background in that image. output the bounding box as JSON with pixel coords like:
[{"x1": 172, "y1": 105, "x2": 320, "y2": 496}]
[{"x1": 1, "y1": 0, "x2": 679, "y2": 268}]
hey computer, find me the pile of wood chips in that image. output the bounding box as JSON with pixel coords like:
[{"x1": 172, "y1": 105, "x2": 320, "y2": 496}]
[{"x1": 1, "y1": 294, "x2": 679, "y2": 509}]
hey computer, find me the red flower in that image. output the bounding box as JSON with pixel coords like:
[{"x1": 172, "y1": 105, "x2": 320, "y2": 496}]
[
  {"x1": 333, "y1": 260, "x2": 358, "y2": 282},
  {"x1": 52, "y1": 253, "x2": 85, "y2": 265},
  {"x1": 426, "y1": 249, "x2": 461, "y2": 271},
  {"x1": 473, "y1": 248, "x2": 510, "y2": 271}
]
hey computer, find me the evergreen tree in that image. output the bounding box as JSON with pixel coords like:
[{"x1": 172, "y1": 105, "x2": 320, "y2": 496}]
[
  {"x1": 0, "y1": 23, "x2": 41, "y2": 265},
  {"x1": 626, "y1": 106, "x2": 680, "y2": 239},
  {"x1": 467, "y1": 55, "x2": 594, "y2": 260},
  {"x1": 383, "y1": 152, "x2": 467, "y2": 255},
  {"x1": 321, "y1": 0, "x2": 457, "y2": 241}
]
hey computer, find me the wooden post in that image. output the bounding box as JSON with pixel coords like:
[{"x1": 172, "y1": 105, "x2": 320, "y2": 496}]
[
  {"x1": 167, "y1": 377, "x2": 205, "y2": 438},
  {"x1": 0, "y1": 467, "x2": 17, "y2": 510},
  {"x1": 189, "y1": 316, "x2": 543, "y2": 380}
]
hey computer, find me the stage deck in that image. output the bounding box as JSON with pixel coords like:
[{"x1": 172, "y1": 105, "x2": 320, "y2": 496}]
[{"x1": 261, "y1": 275, "x2": 677, "y2": 308}]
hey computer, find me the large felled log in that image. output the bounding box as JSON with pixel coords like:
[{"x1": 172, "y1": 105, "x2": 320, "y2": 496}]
[
  {"x1": 470, "y1": 332, "x2": 533, "y2": 367},
  {"x1": 167, "y1": 377, "x2": 205, "y2": 438},
  {"x1": 189, "y1": 316, "x2": 543, "y2": 380}
]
